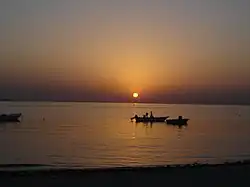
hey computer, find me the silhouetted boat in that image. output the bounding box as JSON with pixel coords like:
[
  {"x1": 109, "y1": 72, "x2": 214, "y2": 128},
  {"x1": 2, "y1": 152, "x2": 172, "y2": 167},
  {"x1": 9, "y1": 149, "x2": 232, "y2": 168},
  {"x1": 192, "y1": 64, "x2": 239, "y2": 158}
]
[
  {"x1": 166, "y1": 116, "x2": 189, "y2": 125},
  {"x1": 0, "y1": 113, "x2": 22, "y2": 122},
  {"x1": 131, "y1": 116, "x2": 169, "y2": 123}
]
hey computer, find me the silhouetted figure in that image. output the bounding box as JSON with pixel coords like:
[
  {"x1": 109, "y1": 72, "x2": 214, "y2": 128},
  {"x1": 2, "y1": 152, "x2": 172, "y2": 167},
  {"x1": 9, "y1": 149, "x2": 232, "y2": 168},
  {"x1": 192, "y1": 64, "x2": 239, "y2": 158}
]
[
  {"x1": 145, "y1": 113, "x2": 149, "y2": 118},
  {"x1": 131, "y1": 115, "x2": 138, "y2": 120},
  {"x1": 150, "y1": 111, "x2": 154, "y2": 118}
]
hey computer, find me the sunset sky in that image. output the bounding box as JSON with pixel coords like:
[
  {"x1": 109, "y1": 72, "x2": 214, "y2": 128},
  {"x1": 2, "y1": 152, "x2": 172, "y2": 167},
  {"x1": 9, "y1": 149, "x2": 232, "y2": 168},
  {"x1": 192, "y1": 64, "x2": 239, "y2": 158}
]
[{"x1": 0, "y1": 0, "x2": 250, "y2": 104}]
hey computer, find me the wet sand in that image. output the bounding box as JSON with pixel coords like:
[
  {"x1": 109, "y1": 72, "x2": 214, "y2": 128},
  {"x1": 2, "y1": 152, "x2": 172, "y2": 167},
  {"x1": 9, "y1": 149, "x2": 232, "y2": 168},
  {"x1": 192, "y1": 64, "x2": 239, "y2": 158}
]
[{"x1": 1, "y1": 161, "x2": 250, "y2": 187}]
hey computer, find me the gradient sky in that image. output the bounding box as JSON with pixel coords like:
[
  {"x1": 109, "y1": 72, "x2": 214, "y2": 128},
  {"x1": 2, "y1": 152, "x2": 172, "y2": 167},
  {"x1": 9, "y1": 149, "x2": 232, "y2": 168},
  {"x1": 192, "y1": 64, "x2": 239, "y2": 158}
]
[{"x1": 1, "y1": 0, "x2": 250, "y2": 104}]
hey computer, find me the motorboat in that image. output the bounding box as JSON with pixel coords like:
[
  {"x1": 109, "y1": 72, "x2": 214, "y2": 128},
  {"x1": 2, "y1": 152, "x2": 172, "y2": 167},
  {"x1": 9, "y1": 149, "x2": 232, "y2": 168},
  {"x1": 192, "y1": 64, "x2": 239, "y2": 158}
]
[
  {"x1": 166, "y1": 116, "x2": 189, "y2": 125},
  {"x1": 0, "y1": 113, "x2": 22, "y2": 122}
]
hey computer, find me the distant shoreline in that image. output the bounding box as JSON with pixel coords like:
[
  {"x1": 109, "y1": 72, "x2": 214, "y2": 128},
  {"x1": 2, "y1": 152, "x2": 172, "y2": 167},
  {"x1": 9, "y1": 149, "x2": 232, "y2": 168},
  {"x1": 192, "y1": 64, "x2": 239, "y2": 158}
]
[{"x1": 1, "y1": 100, "x2": 250, "y2": 106}]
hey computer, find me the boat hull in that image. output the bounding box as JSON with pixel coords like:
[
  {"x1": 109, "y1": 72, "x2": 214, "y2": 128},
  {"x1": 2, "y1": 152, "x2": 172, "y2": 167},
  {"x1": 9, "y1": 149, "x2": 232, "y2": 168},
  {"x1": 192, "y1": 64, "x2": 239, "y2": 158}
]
[
  {"x1": 0, "y1": 113, "x2": 22, "y2": 123},
  {"x1": 166, "y1": 118, "x2": 189, "y2": 125},
  {"x1": 135, "y1": 117, "x2": 168, "y2": 123}
]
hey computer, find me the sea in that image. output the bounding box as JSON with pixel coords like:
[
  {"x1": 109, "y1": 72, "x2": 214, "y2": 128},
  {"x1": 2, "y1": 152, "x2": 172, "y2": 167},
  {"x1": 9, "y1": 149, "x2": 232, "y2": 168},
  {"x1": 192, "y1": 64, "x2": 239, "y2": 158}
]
[{"x1": 0, "y1": 102, "x2": 250, "y2": 170}]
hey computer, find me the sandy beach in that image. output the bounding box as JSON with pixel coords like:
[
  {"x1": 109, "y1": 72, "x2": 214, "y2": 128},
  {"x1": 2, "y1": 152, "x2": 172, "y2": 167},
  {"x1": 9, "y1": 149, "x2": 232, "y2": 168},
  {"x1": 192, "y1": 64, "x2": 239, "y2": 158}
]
[{"x1": 1, "y1": 162, "x2": 250, "y2": 187}]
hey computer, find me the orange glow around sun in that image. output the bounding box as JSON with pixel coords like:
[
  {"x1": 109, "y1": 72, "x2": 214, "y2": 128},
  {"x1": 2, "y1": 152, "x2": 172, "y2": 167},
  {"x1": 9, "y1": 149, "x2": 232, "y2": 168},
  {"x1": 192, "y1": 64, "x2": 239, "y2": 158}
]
[{"x1": 133, "y1": 92, "x2": 139, "y2": 98}]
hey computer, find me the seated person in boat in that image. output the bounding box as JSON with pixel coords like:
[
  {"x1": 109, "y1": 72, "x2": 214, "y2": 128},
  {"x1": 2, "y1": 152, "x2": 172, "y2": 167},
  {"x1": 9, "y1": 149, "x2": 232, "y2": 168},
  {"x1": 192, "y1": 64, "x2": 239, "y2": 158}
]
[
  {"x1": 131, "y1": 114, "x2": 139, "y2": 120},
  {"x1": 143, "y1": 113, "x2": 149, "y2": 119}
]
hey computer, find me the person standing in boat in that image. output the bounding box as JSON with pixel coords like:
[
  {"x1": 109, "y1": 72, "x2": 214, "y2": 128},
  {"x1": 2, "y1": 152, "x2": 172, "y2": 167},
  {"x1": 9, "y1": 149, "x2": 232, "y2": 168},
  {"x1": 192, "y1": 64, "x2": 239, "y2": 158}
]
[{"x1": 150, "y1": 111, "x2": 154, "y2": 118}]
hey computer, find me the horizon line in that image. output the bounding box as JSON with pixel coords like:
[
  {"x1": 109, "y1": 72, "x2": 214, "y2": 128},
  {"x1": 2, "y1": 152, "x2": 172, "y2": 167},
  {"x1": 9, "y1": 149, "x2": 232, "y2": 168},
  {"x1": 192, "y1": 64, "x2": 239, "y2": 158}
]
[{"x1": 1, "y1": 99, "x2": 250, "y2": 106}]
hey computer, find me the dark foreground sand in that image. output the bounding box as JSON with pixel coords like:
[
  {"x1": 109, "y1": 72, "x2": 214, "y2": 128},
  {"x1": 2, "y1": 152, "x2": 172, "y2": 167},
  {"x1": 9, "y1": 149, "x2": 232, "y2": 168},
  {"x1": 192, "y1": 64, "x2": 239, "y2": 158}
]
[{"x1": 1, "y1": 162, "x2": 250, "y2": 187}]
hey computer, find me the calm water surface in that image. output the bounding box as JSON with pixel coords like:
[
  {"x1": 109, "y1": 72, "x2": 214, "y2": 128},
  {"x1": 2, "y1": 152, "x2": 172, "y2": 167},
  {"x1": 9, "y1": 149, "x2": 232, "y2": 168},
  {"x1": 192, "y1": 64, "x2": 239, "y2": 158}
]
[{"x1": 0, "y1": 102, "x2": 250, "y2": 169}]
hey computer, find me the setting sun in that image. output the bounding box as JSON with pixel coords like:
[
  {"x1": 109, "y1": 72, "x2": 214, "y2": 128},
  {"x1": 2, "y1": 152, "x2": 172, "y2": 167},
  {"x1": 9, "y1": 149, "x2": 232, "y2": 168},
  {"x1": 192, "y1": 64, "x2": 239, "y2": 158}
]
[{"x1": 133, "y1": 92, "x2": 139, "y2": 98}]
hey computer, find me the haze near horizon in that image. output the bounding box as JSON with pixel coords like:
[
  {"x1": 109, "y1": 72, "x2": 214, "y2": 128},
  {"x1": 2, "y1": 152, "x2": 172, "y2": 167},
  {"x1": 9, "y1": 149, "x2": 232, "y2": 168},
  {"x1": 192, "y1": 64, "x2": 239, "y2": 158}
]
[{"x1": 1, "y1": 0, "x2": 250, "y2": 104}]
